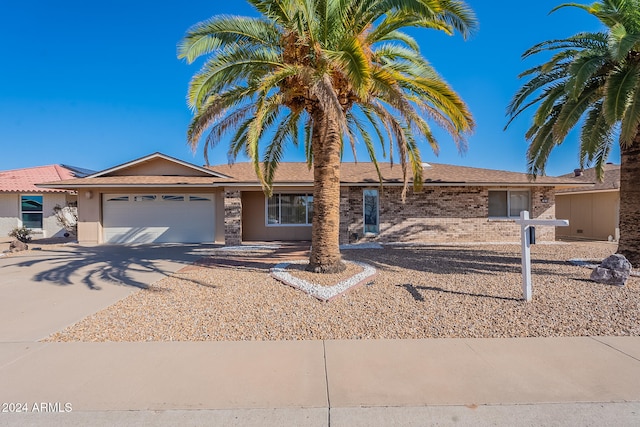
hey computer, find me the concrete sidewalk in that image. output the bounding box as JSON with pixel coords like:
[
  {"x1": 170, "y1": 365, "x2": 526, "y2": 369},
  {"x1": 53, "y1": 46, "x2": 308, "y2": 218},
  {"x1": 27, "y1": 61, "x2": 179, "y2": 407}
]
[{"x1": 1, "y1": 337, "x2": 639, "y2": 426}]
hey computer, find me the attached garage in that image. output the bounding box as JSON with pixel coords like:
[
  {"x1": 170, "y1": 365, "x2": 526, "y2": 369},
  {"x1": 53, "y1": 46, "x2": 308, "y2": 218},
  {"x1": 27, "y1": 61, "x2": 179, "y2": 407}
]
[{"x1": 102, "y1": 193, "x2": 215, "y2": 244}]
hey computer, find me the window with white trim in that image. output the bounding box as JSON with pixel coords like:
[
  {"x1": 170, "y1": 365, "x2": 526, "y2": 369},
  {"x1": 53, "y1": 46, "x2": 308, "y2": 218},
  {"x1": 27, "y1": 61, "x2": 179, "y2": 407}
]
[
  {"x1": 363, "y1": 189, "x2": 379, "y2": 234},
  {"x1": 267, "y1": 194, "x2": 313, "y2": 225},
  {"x1": 21, "y1": 195, "x2": 43, "y2": 229},
  {"x1": 488, "y1": 190, "x2": 530, "y2": 218}
]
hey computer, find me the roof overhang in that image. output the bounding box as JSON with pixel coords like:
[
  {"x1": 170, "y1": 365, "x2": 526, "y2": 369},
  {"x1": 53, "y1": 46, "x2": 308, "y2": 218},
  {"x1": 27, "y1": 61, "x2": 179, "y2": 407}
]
[
  {"x1": 556, "y1": 188, "x2": 619, "y2": 196},
  {"x1": 38, "y1": 183, "x2": 217, "y2": 189},
  {"x1": 209, "y1": 181, "x2": 595, "y2": 188}
]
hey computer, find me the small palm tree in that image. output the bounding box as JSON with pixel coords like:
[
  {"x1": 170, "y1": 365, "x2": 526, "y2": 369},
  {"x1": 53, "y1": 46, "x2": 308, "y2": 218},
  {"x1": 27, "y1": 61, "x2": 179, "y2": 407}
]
[
  {"x1": 507, "y1": 0, "x2": 640, "y2": 267},
  {"x1": 179, "y1": 0, "x2": 476, "y2": 272}
]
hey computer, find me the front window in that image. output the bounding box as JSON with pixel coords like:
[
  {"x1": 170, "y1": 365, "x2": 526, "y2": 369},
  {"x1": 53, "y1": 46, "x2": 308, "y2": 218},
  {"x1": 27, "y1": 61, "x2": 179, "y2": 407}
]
[
  {"x1": 488, "y1": 190, "x2": 530, "y2": 218},
  {"x1": 363, "y1": 189, "x2": 379, "y2": 235},
  {"x1": 267, "y1": 194, "x2": 313, "y2": 225},
  {"x1": 21, "y1": 195, "x2": 43, "y2": 229}
]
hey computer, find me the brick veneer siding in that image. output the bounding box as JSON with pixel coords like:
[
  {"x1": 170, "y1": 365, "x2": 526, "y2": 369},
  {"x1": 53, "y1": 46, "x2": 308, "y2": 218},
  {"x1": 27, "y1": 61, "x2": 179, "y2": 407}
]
[
  {"x1": 224, "y1": 190, "x2": 242, "y2": 246},
  {"x1": 339, "y1": 186, "x2": 556, "y2": 244}
]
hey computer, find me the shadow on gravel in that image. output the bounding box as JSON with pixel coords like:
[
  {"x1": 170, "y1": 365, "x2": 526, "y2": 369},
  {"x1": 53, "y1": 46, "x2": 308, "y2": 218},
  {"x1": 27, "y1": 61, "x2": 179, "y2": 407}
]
[
  {"x1": 399, "y1": 283, "x2": 520, "y2": 302},
  {"x1": 192, "y1": 244, "x2": 310, "y2": 273},
  {"x1": 7, "y1": 244, "x2": 221, "y2": 290},
  {"x1": 347, "y1": 246, "x2": 569, "y2": 277}
]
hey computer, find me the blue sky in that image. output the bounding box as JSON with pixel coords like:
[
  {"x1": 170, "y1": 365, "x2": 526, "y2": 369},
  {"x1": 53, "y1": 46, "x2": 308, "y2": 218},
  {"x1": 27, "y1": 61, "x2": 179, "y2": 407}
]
[{"x1": 0, "y1": 0, "x2": 615, "y2": 175}]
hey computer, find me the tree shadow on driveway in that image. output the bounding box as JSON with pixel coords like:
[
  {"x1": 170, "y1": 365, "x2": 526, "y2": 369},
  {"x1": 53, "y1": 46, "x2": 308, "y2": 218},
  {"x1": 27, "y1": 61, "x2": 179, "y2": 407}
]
[{"x1": 4, "y1": 244, "x2": 221, "y2": 290}]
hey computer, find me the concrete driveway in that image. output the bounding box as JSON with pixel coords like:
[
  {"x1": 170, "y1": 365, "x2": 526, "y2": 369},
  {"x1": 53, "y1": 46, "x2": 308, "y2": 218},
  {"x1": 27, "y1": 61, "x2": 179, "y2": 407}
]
[{"x1": 0, "y1": 244, "x2": 217, "y2": 342}]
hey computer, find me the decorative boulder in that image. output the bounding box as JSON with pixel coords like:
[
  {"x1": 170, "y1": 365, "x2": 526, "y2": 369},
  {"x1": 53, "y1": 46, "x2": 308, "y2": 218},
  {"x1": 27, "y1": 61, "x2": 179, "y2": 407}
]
[
  {"x1": 9, "y1": 240, "x2": 28, "y2": 253},
  {"x1": 590, "y1": 254, "x2": 632, "y2": 286}
]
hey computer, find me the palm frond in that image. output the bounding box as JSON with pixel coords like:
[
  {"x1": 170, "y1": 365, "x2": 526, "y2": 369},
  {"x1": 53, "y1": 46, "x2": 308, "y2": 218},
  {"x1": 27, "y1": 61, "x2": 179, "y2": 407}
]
[
  {"x1": 603, "y1": 64, "x2": 640, "y2": 124},
  {"x1": 566, "y1": 53, "x2": 609, "y2": 99},
  {"x1": 178, "y1": 15, "x2": 281, "y2": 63},
  {"x1": 325, "y1": 36, "x2": 372, "y2": 97},
  {"x1": 620, "y1": 68, "x2": 640, "y2": 146},
  {"x1": 553, "y1": 84, "x2": 599, "y2": 141},
  {"x1": 579, "y1": 101, "x2": 614, "y2": 172}
]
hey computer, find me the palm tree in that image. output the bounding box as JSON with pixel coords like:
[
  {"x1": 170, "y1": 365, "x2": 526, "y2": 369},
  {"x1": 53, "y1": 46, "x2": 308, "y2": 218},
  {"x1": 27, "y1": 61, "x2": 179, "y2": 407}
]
[
  {"x1": 507, "y1": 0, "x2": 640, "y2": 268},
  {"x1": 179, "y1": 0, "x2": 476, "y2": 273}
]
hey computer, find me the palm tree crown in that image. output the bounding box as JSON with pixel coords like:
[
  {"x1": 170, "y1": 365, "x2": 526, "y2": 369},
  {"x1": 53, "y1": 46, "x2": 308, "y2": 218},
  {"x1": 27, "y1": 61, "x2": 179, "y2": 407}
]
[
  {"x1": 506, "y1": 0, "x2": 640, "y2": 267},
  {"x1": 179, "y1": 0, "x2": 476, "y2": 271}
]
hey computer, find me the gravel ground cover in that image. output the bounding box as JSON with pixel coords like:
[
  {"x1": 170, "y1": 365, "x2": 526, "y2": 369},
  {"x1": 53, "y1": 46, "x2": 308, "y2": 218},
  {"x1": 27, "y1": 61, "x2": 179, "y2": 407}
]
[{"x1": 46, "y1": 242, "x2": 639, "y2": 342}]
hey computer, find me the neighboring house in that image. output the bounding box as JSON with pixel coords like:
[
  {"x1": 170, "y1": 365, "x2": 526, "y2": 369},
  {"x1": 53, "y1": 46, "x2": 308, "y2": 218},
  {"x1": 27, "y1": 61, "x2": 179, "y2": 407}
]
[
  {"x1": 555, "y1": 164, "x2": 620, "y2": 241},
  {"x1": 0, "y1": 165, "x2": 91, "y2": 239},
  {"x1": 40, "y1": 152, "x2": 589, "y2": 246}
]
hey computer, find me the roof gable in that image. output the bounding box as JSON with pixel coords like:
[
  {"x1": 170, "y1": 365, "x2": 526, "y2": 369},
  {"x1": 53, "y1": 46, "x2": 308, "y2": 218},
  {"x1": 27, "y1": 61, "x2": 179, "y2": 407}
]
[{"x1": 89, "y1": 153, "x2": 231, "y2": 178}]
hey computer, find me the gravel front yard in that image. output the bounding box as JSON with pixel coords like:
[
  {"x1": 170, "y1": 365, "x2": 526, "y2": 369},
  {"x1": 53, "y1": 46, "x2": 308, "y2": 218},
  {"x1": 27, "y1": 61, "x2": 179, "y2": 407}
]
[{"x1": 46, "y1": 242, "x2": 639, "y2": 342}]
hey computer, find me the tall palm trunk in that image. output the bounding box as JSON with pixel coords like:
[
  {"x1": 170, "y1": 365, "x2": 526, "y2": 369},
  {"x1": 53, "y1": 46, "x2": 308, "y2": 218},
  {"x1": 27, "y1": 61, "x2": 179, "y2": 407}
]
[
  {"x1": 618, "y1": 129, "x2": 640, "y2": 268},
  {"x1": 307, "y1": 108, "x2": 346, "y2": 273}
]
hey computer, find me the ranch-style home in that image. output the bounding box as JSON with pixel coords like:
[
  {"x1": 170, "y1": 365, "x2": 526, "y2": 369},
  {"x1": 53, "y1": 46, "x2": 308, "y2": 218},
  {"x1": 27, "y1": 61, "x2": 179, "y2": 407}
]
[
  {"x1": 0, "y1": 165, "x2": 91, "y2": 239},
  {"x1": 39, "y1": 152, "x2": 590, "y2": 246}
]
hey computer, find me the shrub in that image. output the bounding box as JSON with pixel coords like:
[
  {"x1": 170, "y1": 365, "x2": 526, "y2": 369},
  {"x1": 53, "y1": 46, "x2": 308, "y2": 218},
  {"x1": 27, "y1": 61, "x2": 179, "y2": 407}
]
[{"x1": 9, "y1": 226, "x2": 32, "y2": 243}]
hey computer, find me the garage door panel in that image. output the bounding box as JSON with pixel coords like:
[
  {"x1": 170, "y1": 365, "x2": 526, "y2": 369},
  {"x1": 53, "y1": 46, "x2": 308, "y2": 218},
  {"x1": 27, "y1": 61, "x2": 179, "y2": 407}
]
[{"x1": 103, "y1": 194, "x2": 215, "y2": 244}]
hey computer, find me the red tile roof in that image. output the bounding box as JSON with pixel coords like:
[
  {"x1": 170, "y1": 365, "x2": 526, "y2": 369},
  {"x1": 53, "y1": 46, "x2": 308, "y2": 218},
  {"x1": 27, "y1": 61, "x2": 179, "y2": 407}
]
[{"x1": 0, "y1": 165, "x2": 81, "y2": 193}]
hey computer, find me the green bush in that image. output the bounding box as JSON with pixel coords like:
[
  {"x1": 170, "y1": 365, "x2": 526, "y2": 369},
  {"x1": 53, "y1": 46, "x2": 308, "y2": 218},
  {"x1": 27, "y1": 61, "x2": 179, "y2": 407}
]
[{"x1": 9, "y1": 226, "x2": 33, "y2": 243}]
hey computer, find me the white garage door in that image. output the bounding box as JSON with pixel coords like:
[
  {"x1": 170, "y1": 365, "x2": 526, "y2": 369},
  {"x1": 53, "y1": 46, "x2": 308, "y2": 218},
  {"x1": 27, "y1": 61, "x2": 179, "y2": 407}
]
[{"x1": 103, "y1": 194, "x2": 215, "y2": 244}]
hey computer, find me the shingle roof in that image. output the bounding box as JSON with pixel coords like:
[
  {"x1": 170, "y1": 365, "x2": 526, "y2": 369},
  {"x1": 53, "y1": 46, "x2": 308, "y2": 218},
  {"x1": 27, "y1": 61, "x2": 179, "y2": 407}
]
[
  {"x1": 208, "y1": 162, "x2": 586, "y2": 187},
  {"x1": 556, "y1": 164, "x2": 620, "y2": 193},
  {"x1": 40, "y1": 160, "x2": 592, "y2": 189},
  {"x1": 0, "y1": 165, "x2": 84, "y2": 193}
]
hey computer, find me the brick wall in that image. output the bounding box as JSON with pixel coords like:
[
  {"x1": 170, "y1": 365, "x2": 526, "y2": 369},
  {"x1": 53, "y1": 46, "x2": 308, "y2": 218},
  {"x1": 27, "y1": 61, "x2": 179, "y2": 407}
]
[
  {"x1": 224, "y1": 190, "x2": 242, "y2": 246},
  {"x1": 340, "y1": 186, "x2": 556, "y2": 244}
]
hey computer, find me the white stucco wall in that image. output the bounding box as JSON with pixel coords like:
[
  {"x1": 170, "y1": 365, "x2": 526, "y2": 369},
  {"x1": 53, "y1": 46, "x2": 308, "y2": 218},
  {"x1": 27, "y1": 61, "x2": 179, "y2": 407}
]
[
  {"x1": 0, "y1": 193, "x2": 71, "y2": 239},
  {"x1": 0, "y1": 194, "x2": 20, "y2": 239},
  {"x1": 42, "y1": 193, "x2": 71, "y2": 238}
]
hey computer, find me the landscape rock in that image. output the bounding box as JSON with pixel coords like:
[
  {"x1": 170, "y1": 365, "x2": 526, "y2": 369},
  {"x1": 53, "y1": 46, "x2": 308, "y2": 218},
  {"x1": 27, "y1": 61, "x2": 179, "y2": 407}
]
[
  {"x1": 590, "y1": 254, "x2": 632, "y2": 286},
  {"x1": 9, "y1": 240, "x2": 28, "y2": 253}
]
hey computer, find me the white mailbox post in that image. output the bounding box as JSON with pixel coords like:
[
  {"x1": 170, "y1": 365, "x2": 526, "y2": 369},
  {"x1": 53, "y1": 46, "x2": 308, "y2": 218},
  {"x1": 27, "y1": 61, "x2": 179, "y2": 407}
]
[{"x1": 514, "y1": 211, "x2": 569, "y2": 302}]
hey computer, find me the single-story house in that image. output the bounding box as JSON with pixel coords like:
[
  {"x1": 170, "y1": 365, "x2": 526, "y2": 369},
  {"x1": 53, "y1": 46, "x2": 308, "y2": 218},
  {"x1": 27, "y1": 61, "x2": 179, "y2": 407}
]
[
  {"x1": 39, "y1": 152, "x2": 590, "y2": 246},
  {"x1": 0, "y1": 165, "x2": 91, "y2": 239},
  {"x1": 555, "y1": 164, "x2": 620, "y2": 241}
]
